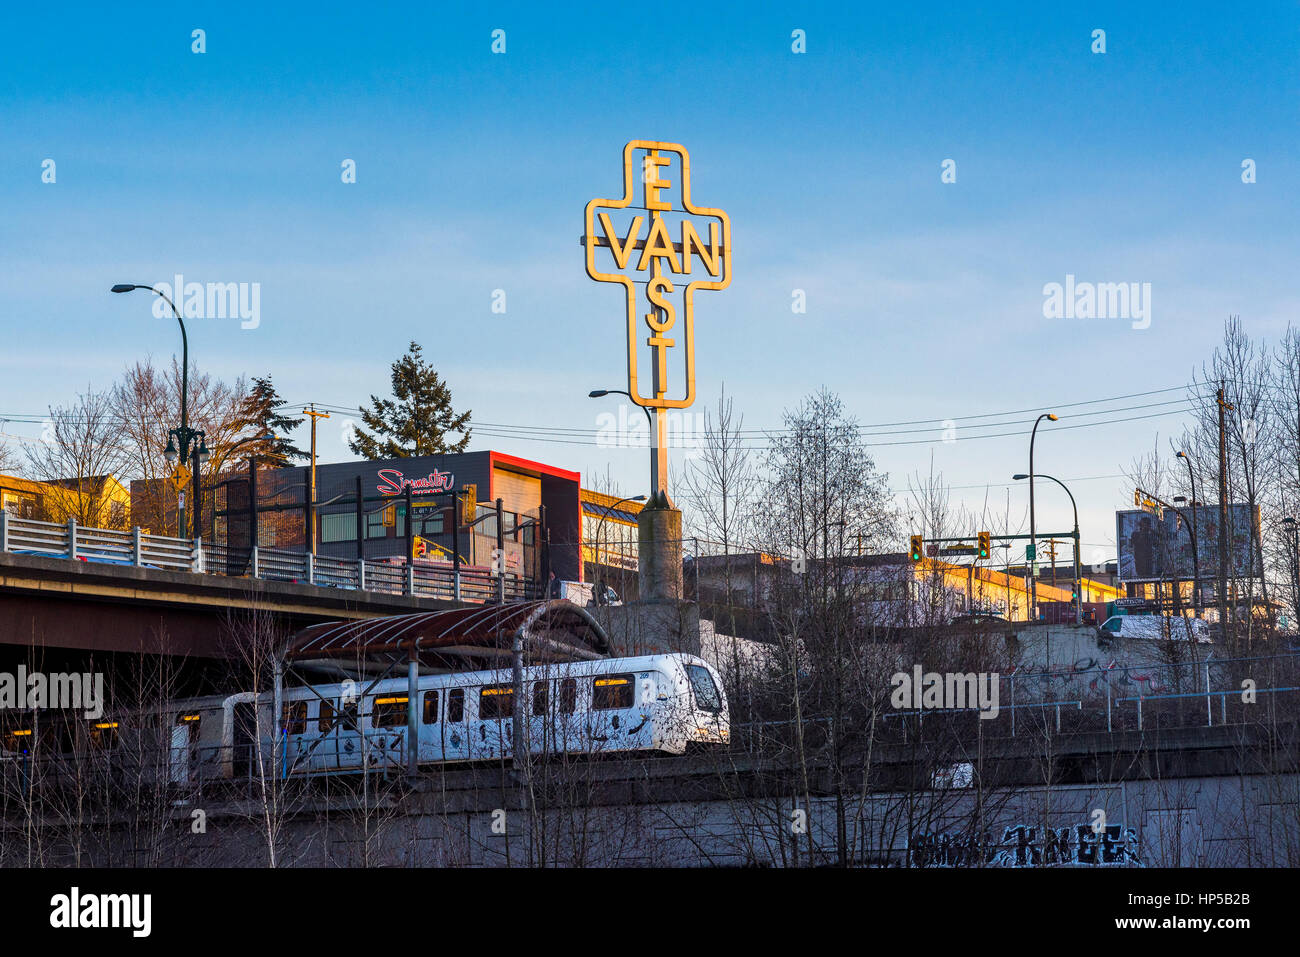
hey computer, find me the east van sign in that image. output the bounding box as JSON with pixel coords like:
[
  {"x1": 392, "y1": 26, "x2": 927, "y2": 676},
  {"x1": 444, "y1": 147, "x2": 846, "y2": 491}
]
[{"x1": 583, "y1": 140, "x2": 731, "y2": 412}]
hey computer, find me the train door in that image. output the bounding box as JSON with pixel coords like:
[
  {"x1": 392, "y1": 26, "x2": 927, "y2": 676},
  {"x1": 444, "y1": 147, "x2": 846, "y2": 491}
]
[
  {"x1": 554, "y1": 677, "x2": 581, "y2": 753},
  {"x1": 440, "y1": 687, "x2": 470, "y2": 762},
  {"x1": 282, "y1": 700, "x2": 309, "y2": 774},
  {"x1": 230, "y1": 703, "x2": 257, "y2": 781},
  {"x1": 527, "y1": 679, "x2": 550, "y2": 758},
  {"x1": 474, "y1": 685, "x2": 514, "y2": 760},
  {"x1": 333, "y1": 696, "x2": 363, "y2": 770},
  {"x1": 168, "y1": 723, "x2": 190, "y2": 785},
  {"x1": 588, "y1": 673, "x2": 635, "y2": 754},
  {"x1": 366, "y1": 694, "x2": 410, "y2": 770}
]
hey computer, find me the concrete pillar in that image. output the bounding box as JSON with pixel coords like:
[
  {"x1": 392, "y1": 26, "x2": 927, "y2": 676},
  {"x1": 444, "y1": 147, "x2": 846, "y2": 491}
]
[{"x1": 637, "y1": 490, "x2": 683, "y2": 602}]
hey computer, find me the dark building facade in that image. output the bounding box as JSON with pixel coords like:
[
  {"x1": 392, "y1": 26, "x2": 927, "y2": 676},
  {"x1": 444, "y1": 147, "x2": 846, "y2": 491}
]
[{"x1": 193, "y1": 450, "x2": 584, "y2": 584}]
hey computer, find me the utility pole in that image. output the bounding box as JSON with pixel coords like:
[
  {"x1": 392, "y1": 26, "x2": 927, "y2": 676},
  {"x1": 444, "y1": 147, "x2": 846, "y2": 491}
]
[
  {"x1": 1216, "y1": 385, "x2": 1232, "y2": 645},
  {"x1": 303, "y1": 404, "x2": 331, "y2": 555},
  {"x1": 1045, "y1": 538, "x2": 1060, "y2": 587}
]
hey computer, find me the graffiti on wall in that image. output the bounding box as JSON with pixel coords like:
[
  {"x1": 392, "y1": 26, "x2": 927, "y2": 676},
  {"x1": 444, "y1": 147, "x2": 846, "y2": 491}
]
[
  {"x1": 908, "y1": 822, "x2": 1143, "y2": 867},
  {"x1": 1028, "y1": 657, "x2": 1171, "y2": 697}
]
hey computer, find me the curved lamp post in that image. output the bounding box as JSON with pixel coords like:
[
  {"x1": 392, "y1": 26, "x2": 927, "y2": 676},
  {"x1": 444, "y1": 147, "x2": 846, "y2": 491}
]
[
  {"x1": 1027, "y1": 412, "x2": 1059, "y2": 620},
  {"x1": 594, "y1": 494, "x2": 646, "y2": 601},
  {"x1": 1015, "y1": 471, "x2": 1079, "y2": 624},
  {"x1": 589, "y1": 389, "x2": 657, "y2": 499},
  {"x1": 112, "y1": 283, "x2": 208, "y2": 538}
]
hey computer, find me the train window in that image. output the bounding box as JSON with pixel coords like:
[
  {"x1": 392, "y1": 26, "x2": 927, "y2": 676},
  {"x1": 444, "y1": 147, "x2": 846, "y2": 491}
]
[
  {"x1": 282, "y1": 701, "x2": 308, "y2": 735},
  {"x1": 371, "y1": 696, "x2": 408, "y2": 728},
  {"x1": 423, "y1": 690, "x2": 439, "y2": 724},
  {"x1": 318, "y1": 699, "x2": 335, "y2": 733},
  {"x1": 686, "y1": 665, "x2": 722, "y2": 713},
  {"x1": 447, "y1": 688, "x2": 464, "y2": 723},
  {"x1": 532, "y1": 681, "x2": 548, "y2": 716},
  {"x1": 559, "y1": 678, "x2": 577, "y2": 714},
  {"x1": 335, "y1": 699, "x2": 359, "y2": 734},
  {"x1": 177, "y1": 712, "x2": 202, "y2": 744},
  {"x1": 592, "y1": 674, "x2": 634, "y2": 710},
  {"x1": 479, "y1": 685, "x2": 513, "y2": 720},
  {"x1": 88, "y1": 721, "x2": 120, "y2": 750}
]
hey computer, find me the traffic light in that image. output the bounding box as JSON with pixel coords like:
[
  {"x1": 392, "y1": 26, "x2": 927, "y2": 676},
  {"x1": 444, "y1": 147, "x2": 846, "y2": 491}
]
[
  {"x1": 977, "y1": 531, "x2": 990, "y2": 559},
  {"x1": 461, "y1": 484, "x2": 477, "y2": 524},
  {"x1": 909, "y1": 535, "x2": 923, "y2": 563},
  {"x1": 412, "y1": 535, "x2": 428, "y2": 559},
  {"x1": 1133, "y1": 489, "x2": 1141, "y2": 507}
]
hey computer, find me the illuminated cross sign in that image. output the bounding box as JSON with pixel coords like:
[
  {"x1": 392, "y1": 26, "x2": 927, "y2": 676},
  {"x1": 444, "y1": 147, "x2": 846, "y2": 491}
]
[{"x1": 584, "y1": 140, "x2": 731, "y2": 411}]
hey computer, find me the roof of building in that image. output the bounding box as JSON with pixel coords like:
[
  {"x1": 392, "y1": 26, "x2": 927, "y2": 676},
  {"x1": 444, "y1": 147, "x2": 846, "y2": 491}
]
[{"x1": 580, "y1": 488, "x2": 645, "y2": 524}]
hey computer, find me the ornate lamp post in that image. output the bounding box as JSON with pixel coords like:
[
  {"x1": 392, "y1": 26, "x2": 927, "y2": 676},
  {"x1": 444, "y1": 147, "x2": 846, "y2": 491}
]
[{"x1": 112, "y1": 283, "x2": 209, "y2": 538}]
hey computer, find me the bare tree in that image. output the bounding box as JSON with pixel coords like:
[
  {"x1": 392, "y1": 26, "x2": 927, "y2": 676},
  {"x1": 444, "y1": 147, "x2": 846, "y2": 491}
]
[
  {"x1": 0, "y1": 433, "x2": 18, "y2": 474},
  {"x1": 111, "y1": 358, "x2": 245, "y2": 536},
  {"x1": 1186, "y1": 317, "x2": 1274, "y2": 650},
  {"x1": 24, "y1": 387, "x2": 130, "y2": 528}
]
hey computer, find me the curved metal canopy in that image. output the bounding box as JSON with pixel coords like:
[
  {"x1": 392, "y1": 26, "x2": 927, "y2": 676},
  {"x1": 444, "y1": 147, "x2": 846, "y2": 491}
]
[{"x1": 286, "y1": 599, "x2": 610, "y2": 665}]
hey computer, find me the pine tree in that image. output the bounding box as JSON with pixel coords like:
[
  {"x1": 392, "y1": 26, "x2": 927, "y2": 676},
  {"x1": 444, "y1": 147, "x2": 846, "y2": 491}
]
[
  {"x1": 349, "y1": 342, "x2": 472, "y2": 459},
  {"x1": 231, "y1": 376, "x2": 307, "y2": 468}
]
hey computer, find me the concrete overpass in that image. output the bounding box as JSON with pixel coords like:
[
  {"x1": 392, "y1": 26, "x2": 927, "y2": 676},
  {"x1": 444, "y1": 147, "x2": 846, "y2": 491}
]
[{"x1": 0, "y1": 550, "x2": 464, "y2": 660}]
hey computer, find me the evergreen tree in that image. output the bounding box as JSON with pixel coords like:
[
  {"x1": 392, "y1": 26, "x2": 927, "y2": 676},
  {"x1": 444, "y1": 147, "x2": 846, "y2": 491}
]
[
  {"x1": 231, "y1": 376, "x2": 307, "y2": 468},
  {"x1": 349, "y1": 341, "x2": 472, "y2": 459}
]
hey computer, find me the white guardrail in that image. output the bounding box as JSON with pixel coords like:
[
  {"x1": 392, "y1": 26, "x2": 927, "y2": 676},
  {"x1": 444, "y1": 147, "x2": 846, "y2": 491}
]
[{"x1": 0, "y1": 512, "x2": 532, "y2": 603}]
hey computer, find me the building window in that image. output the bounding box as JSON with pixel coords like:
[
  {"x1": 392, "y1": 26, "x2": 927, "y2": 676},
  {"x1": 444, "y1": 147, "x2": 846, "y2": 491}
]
[
  {"x1": 320, "y1": 513, "x2": 356, "y2": 543},
  {"x1": 412, "y1": 507, "x2": 446, "y2": 536}
]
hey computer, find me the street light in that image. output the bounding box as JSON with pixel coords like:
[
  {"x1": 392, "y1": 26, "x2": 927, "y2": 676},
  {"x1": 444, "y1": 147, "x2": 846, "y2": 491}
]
[
  {"x1": 1027, "y1": 412, "x2": 1059, "y2": 621},
  {"x1": 1175, "y1": 450, "x2": 1203, "y2": 613},
  {"x1": 593, "y1": 495, "x2": 647, "y2": 600},
  {"x1": 589, "y1": 389, "x2": 656, "y2": 499},
  {"x1": 113, "y1": 282, "x2": 206, "y2": 539},
  {"x1": 1015, "y1": 471, "x2": 1080, "y2": 624}
]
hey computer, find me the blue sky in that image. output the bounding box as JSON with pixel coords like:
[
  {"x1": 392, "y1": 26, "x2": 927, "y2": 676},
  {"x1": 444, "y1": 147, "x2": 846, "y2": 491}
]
[{"x1": 1, "y1": 1, "x2": 1297, "y2": 560}]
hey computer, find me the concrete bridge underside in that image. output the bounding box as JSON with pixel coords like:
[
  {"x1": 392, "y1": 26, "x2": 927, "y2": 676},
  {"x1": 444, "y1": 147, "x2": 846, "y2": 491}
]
[{"x1": 0, "y1": 551, "x2": 460, "y2": 660}]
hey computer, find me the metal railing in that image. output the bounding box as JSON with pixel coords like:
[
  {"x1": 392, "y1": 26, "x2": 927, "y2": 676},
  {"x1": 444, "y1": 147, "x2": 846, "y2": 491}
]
[
  {"x1": 880, "y1": 652, "x2": 1300, "y2": 736},
  {"x1": 0, "y1": 512, "x2": 536, "y2": 603}
]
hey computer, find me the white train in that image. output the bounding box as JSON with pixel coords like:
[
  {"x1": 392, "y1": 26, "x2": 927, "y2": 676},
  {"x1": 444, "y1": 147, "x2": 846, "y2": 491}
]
[{"x1": 162, "y1": 653, "x2": 729, "y2": 781}]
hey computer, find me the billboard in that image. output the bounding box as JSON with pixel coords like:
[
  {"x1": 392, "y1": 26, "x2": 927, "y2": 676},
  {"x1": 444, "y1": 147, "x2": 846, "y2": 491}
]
[{"x1": 1115, "y1": 506, "x2": 1259, "y2": 583}]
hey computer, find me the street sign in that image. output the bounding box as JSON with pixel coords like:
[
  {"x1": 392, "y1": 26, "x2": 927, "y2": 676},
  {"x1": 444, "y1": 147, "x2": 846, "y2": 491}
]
[
  {"x1": 1025, "y1": 544, "x2": 1036, "y2": 561},
  {"x1": 171, "y1": 464, "x2": 191, "y2": 491}
]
